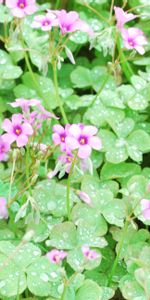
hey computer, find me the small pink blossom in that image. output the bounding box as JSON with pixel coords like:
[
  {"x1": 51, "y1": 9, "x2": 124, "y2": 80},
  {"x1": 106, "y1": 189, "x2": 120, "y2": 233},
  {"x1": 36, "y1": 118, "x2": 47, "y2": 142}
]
[
  {"x1": 81, "y1": 245, "x2": 99, "y2": 261},
  {"x1": 58, "y1": 152, "x2": 73, "y2": 173},
  {"x1": 10, "y1": 98, "x2": 41, "y2": 113},
  {"x1": 114, "y1": 6, "x2": 137, "y2": 30},
  {"x1": 52, "y1": 124, "x2": 70, "y2": 152},
  {"x1": 6, "y1": 0, "x2": 37, "y2": 18},
  {"x1": 32, "y1": 12, "x2": 58, "y2": 31},
  {"x1": 0, "y1": 0, "x2": 3, "y2": 4},
  {"x1": 51, "y1": 9, "x2": 93, "y2": 36},
  {"x1": 46, "y1": 249, "x2": 67, "y2": 264},
  {"x1": 121, "y1": 27, "x2": 148, "y2": 55},
  {"x1": 0, "y1": 198, "x2": 8, "y2": 220},
  {"x1": 38, "y1": 105, "x2": 58, "y2": 122},
  {"x1": 141, "y1": 199, "x2": 150, "y2": 220},
  {"x1": 2, "y1": 114, "x2": 33, "y2": 148},
  {"x1": 0, "y1": 135, "x2": 10, "y2": 161},
  {"x1": 66, "y1": 124, "x2": 102, "y2": 159},
  {"x1": 77, "y1": 191, "x2": 92, "y2": 205}
]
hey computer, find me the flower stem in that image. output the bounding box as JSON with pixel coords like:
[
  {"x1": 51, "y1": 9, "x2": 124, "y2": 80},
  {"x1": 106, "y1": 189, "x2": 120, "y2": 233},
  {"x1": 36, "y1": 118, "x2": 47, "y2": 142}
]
[
  {"x1": 8, "y1": 150, "x2": 17, "y2": 204},
  {"x1": 19, "y1": 28, "x2": 53, "y2": 112},
  {"x1": 52, "y1": 61, "x2": 69, "y2": 124},
  {"x1": 25, "y1": 145, "x2": 32, "y2": 194},
  {"x1": 108, "y1": 218, "x2": 129, "y2": 286},
  {"x1": 55, "y1": 0, "x2": 61, "y2": 9},
  {"x1": 60, "y1": 283, "x2": 68, "y2": 300},
  {"x1": 117, "y1": 37, "x2": 134, "y2": 82},
  {"x1": 89, "y1": 73, "x2": 110, "y2": 108},
  {"x1": 66, "y1": 152, "x2": 78, "y2": 220}
]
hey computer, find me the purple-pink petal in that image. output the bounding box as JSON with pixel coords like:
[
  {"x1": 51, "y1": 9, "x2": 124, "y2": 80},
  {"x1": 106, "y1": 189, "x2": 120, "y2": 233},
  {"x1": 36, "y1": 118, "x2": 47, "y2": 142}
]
[
  {"x1": 78, "y1": 144, "x2": 92, "y2": 159},
  {"x1": 16, "y1": 134, "x2": 28, "y2": 147},
  {"x1": 89, "y1": 136, "x2": 102, "y2": 150}
]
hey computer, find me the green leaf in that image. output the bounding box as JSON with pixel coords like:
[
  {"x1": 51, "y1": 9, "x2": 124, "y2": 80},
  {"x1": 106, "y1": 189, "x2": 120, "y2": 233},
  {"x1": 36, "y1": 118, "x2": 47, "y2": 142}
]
[
  {"x1": 101, "y1": 162, "x2": 141, "y2": 180},
  {"x1": 72, "y1": 203, "x2": 108, "y2": 237},
  {"x1": 0, "y1": 241, "x2": 41, "y2": 269},
  {"x1": 0, "y1": 253, "x2": 26, "y2": 298},
  {"x1": 70, "y1": 67, "x2": 92, "y2": 88},
  {"x1": 67, "y1": 248, "x2": 102, "y2": 272},
  {"x1": 75, "y1": 280, "x2": 102, "y2": 300},
  {"x1": 0, "y1": 5, "x2": 13, "y2": 23},
  {"x1": 33, "y1": 180, "x2": 77, "y2": 217},
  {"x1": 119, "y1": 274, "x2": 146, "y2": 300},
  {"x1": 101, "y1": 198, "x2": 126, "y2": 227},
  {"x1": 27, "y1": 257, "x2": 63, "y2": 298},
  {"x1": 84, "y1": 103, "x2": 125, "y2": 127},
  {"x1": 48, "y1": 222, "x2": 77, "y2": 249},
  {"x1": 127, "y1": 129, "x2": 150, "y2": 152},
  {"x1": 109, "y1": 118, "x2": 135, "y2": 138},
  {"x1": 0, "y1": 50, "x2": 22, "y2": 80}
]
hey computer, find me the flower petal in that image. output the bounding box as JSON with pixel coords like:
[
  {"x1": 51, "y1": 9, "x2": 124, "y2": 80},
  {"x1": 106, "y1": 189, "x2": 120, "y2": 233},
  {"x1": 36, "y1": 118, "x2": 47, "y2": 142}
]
[
  {"x1": 89, "y1": 136, "x2": 102, "y2": 150},
  {"x1": 22, "y1": 123, "x2": 33, "y2": 136},
  {"x1": 65, "y1": 136, "x2": 79, "y2": 150},
  {"x1": 17, "y1": 135, "x2": 28, "y2": 147},
  {"x1": 82, "y1": 125, "x2": 98, "y2": 136},
  {"x1": 2, "y1": 119, "x2": 13, "y2": 133},
  {"x1": 78, "y1": 145, "x2": 91, "y2": 159}
]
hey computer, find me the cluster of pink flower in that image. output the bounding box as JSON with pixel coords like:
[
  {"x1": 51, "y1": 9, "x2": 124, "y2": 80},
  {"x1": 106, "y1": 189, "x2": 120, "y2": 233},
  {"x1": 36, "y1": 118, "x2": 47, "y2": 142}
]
[
  {"x1": 32, "y1": 9, "x2": 92, "y2": 36},
  {"x1": 4, "y1": 0, "x2": 92, "y2": 36},
  {"x1": 47, "y1": 124, "x2": 102, "y2": 180},
  {"x1": 0, "y1": 98, "x2": 56, "y2": 161},
  {"x1": 52, "y1": 124, "x2": 102, "y2": 159},
  {"x1": 46, "y1": 245, "x2": 99, "y2": 265},
  {"x1": 114, "y1": 6, "x2": 147, "y2": 55}
]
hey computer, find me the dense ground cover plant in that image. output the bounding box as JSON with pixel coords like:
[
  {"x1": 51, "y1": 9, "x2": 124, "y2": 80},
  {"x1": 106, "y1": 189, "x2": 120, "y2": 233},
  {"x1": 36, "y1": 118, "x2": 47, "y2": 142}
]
[{"x1": 0, "y1": 0, "x2": 150, "y2": 299}]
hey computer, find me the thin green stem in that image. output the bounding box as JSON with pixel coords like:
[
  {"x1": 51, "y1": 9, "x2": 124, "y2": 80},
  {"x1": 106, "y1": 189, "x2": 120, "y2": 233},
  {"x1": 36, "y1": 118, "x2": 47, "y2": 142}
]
[
  {"x1": 23, "y1": 50, "x2": 52, "y2": 112},
  {"x1": 60, "y1": 283, "x2": 68, "y2": 300},
  {"x1": 55, "y1": 0, "x2": 61, "y2": 9},
  {"x1": 109, "y1": 0, "x2": 115, "y2": 22},
  {"x1": 52, "y1": 61, "x2": 68, "y2": 124},
  {"x1": 25, "y1": 145, "x2": 32, "y2": 194},
  {"x1": 19, "y1": 28, "x2": 52, "y2": 112},
  {"x1": 89, "y1": 73, "x2": 110, "y2": 108},
  {"x1": 108, "y1": 219, "x2": 129, "y2": 286},
  {"x1": 117, "y1": 37, "x2": 134, "y2": 82},
  {"x1": 8, "y1": 151, "x2": 17, "y2": 204},
  {"x1": 66, "y1": 152, "x2": 78, "y2": 220},
  {"x1": 82, "y1": 2, "x2": 109, "y2": 24}
]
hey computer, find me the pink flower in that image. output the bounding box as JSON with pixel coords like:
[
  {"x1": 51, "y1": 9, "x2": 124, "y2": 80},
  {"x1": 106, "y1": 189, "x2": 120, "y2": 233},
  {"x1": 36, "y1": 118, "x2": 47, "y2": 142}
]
[
  {"x1": 0, "y1": 198, "x2": 8, "y2": 220},
  {"x1": 58, "y1": 152, "x2": 73, "y2": 173},
  {"x1": 77, "y1": 191, "x2": 92, "y2": 205},
  {"x1": 52, "y1": 124, "x2": 70, "y2": 152},
  {"x1": 81, "y1": 245, "x2": 99, "y2": 261},
  {"x1": 10, "y1": 98, "x2": 41, "y2": 113},
  {"x1": 0, "y1": 135, "x2": 10, "y2": 161},
  {"x1": 6, "y1": 0, "x2": 37, "y2": 18},
  {"x1": 141, "y1": 199, "x2": 150, "y2": 220},
  {"x1": 66, "y1": 124, "x2": 102, "y2": 159},
  {"x1": 121, "y1": 27, "x2": 148, "y2": 55},
  {"x1": 32, "y1": 12, "x2": 58, "y2": 31},
  {"x1": 114, "y1": 6, "x2": 137, "y2": 30},
  {"x1": 46, "y1": 249, "x2": 67, "y2": 264},
  {"x1": 0, "y1": 0, "x2": 3, "y2": 4},
  {"x1": 2, "y1": 114, "x2": 33, "y2": 148},
  {"x1": 38, "y1": 105, "x2": 58, "y2": 122},
  {"x1": 51, "y1": 9, "x2": 93, "y2": 36}
]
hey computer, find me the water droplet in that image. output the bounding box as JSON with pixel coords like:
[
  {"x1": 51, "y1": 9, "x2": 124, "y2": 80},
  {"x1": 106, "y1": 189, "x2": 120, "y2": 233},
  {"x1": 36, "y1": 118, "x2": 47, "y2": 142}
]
[
  {"x1": 33, "y1": 250, "x2": 40, "y2": 256},
  {"x1": 50, "y1": 272, "x2": 57, "y2": 279},
  {"x1": 0, "y1": 281, "x2": 5, "y2": 288},
  {"x1": 40, "y1": 273, "x2": 49, "y2": 282}
]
